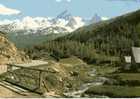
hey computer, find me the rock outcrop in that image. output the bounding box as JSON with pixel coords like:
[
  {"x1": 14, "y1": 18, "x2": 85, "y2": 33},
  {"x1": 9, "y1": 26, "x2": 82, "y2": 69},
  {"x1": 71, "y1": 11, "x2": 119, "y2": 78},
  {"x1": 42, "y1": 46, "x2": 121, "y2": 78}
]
[{"x1": 0, "y1": 32, "x2": 28, "y2": 64}]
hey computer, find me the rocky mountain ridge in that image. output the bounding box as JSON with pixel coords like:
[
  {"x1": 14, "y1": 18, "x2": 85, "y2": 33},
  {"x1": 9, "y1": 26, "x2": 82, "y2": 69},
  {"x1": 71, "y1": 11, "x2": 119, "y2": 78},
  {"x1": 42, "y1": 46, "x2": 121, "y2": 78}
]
[{"x1": 0, "y1": 10, "x2": 108, "y2": 35}]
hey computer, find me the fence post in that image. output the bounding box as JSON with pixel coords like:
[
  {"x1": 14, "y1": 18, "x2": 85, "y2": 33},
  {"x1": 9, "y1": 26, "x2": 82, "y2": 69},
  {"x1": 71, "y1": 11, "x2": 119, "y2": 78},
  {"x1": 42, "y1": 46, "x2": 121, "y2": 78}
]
[{"x1": 39, "y1": 71, "x2": 43, "y2": 91}]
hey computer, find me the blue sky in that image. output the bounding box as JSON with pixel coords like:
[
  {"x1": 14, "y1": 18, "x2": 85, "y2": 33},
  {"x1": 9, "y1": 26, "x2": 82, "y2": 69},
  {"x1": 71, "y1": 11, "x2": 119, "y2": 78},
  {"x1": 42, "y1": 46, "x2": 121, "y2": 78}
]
[{"x1": 0, "y1": 0, "x2": 140, "y2": 19}]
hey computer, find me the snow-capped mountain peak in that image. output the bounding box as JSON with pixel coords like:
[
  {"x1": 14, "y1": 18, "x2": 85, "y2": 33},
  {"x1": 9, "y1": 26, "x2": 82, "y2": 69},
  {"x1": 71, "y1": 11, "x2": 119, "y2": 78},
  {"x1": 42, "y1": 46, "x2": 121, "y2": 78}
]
[
  {"x1": 66, "y1": 16, "x2": 85, "y2": 29},
  {"x1": 21, "y1": 16, "x2": 40, "y2": 29},
  {"x1": 0, "y1": 11, "x2": 109, "y2": 35}
]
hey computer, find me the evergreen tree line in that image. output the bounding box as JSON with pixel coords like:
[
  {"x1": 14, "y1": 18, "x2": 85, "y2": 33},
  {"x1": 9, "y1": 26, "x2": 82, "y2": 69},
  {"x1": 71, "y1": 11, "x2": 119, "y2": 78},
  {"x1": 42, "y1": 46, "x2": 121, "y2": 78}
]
[
  {"x1": 26, "y1": 41, "x2": 99, "y2": 64},
  {"x1": 57, "y1": 21, "x2": 140, "y2": 57}
]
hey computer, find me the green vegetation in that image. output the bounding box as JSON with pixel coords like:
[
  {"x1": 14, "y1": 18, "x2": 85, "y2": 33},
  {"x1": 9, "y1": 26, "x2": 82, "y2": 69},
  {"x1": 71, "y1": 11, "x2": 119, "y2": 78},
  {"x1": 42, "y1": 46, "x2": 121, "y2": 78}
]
[
  {"x1": 59, "y1": 56, "x2": 85, "y2": 65},
  {"x1": 107, "y1": 73, "x2": 140, "y2": 86},
  {"x1": 83, "y1": 72, "x2": 140, "y2": 97},
  {"x1": 91, "y1": 65, "x2": 119, "y2": 75},
  {"x1": 26, "y1": 40, "x2": 120, "y2": 64},
  {"x1": 111, "y1": 73, "x2": 140, "y2": 81},
  {"x1": 85, "y1": 85, "x2": 140, "y2": 98}
]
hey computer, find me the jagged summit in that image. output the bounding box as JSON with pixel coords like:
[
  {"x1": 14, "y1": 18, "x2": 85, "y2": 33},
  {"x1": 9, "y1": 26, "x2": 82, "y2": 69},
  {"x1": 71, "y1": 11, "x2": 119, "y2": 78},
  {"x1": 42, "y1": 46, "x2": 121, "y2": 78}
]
[
  {"x1": 56, "y1": 10, "x2": 72, "y2": 20},
  {"x1": 91, "y1": 13, "x2": 102, "y2": 23}
]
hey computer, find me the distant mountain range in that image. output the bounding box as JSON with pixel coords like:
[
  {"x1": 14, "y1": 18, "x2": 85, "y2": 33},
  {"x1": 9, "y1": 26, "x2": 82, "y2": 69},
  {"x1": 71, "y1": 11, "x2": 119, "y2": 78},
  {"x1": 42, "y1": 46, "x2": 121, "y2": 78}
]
[{"x1": 0, "y1": 10, "x2": 108, "y2": 35}]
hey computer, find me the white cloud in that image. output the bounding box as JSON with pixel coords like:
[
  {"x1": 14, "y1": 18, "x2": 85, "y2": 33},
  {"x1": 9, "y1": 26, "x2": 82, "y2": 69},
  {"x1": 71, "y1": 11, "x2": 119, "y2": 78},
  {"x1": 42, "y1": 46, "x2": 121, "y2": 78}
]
[
  {"x1": 56, "y1": 0, "x2": 62, "y2": 2},
  {"x1": 67, "y1": 0, "x2": 71, "y2": 2},
  {"x1": 0, "y1": 4, "x2": 21, "y2": 15},
  {"x1": 56, "y1": 0, "x2": 71, "y2": 2}
]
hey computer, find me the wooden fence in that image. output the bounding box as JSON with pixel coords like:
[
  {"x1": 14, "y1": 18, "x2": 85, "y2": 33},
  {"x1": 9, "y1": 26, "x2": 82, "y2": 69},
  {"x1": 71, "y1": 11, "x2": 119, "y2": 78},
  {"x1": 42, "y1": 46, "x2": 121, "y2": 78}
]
[{"x1": 4, "y1": 64, "x2": 54, "y2": 94}]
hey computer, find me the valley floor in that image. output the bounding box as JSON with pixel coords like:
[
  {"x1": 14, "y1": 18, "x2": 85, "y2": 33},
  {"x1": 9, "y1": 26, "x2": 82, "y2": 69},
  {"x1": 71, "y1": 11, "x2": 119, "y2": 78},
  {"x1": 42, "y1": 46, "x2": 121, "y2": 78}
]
[{"x1": 0, "y1": 57, "x2": 140, "y2": 98}]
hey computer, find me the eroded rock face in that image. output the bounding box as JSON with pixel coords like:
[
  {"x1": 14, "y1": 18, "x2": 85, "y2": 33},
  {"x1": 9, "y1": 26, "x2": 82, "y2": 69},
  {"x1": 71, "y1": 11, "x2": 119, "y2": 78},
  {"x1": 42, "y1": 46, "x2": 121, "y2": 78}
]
[{"x1": 0, "y1": 32, "x2": 29, "y2": 64}]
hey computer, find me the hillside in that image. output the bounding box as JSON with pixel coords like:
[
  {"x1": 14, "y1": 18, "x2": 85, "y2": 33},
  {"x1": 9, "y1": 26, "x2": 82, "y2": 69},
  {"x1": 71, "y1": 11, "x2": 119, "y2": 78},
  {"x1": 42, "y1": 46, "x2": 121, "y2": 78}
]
[
  {"x1": 0, "y1": 32, "x2": 28, "y2": 64},
  {"x1": 56, "y1": 9, "x2": 140, "y2": 56}
]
